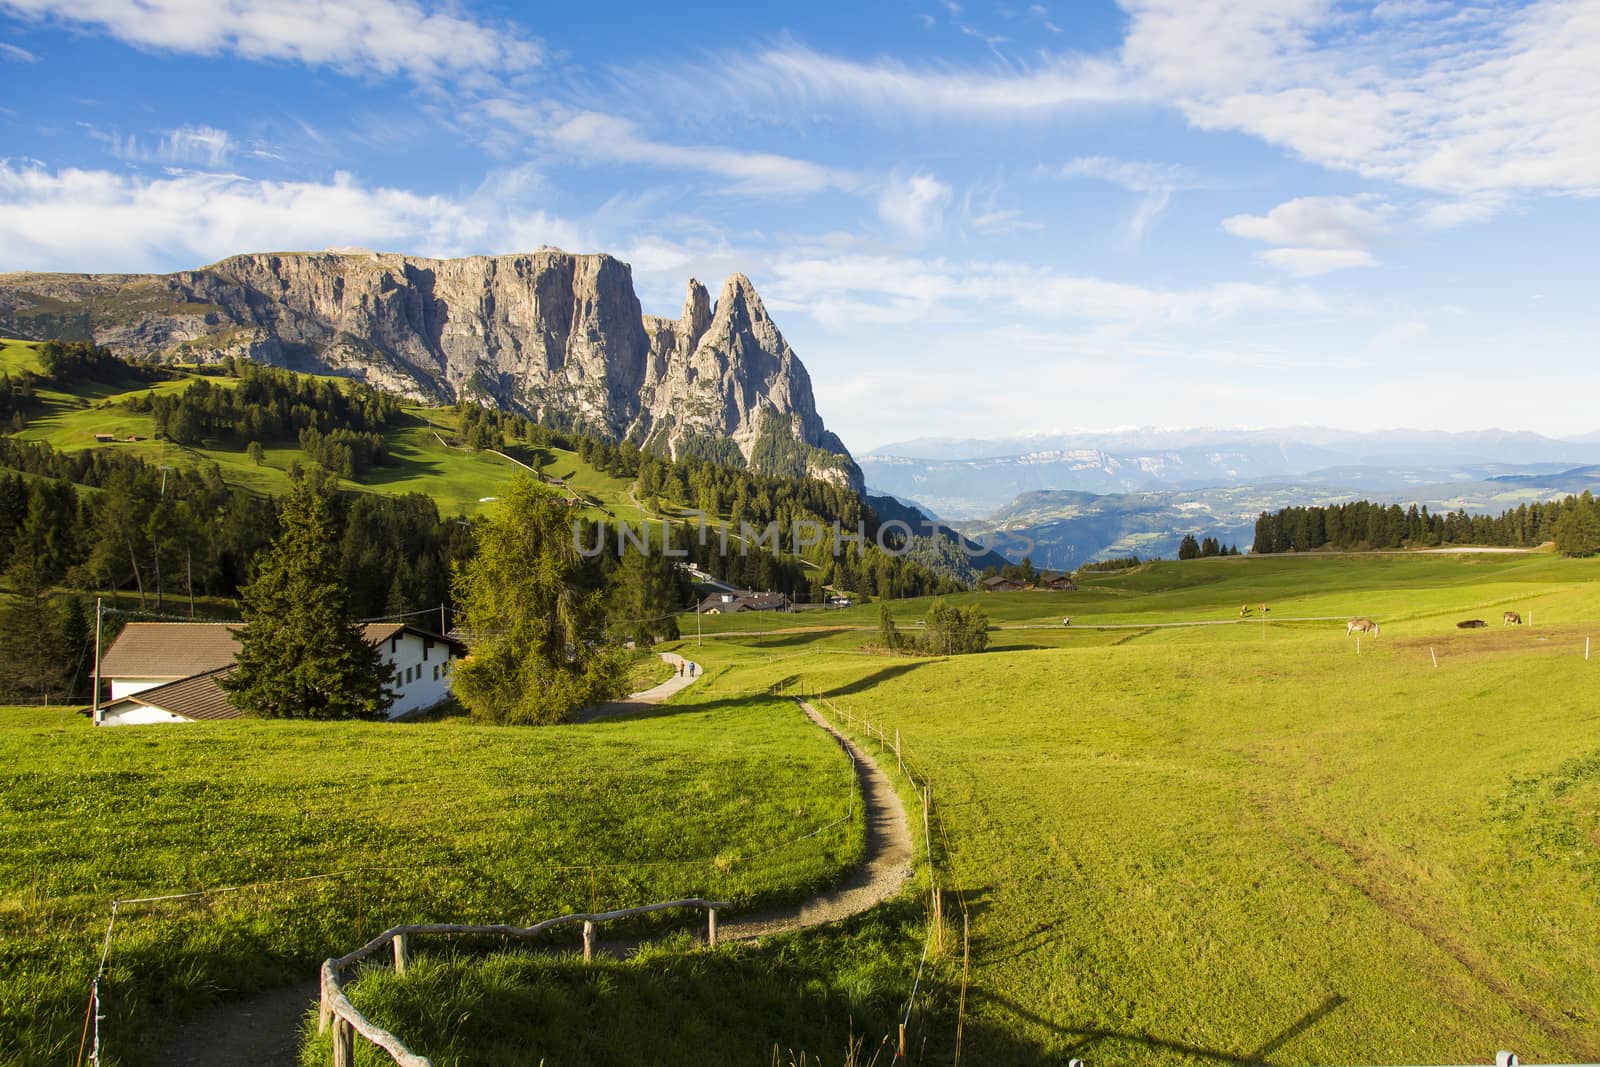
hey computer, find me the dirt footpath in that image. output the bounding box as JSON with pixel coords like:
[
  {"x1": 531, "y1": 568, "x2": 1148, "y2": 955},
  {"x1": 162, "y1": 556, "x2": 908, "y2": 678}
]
[{"x1": 722, "y1": 700, "x2": 914, "y2": 941}]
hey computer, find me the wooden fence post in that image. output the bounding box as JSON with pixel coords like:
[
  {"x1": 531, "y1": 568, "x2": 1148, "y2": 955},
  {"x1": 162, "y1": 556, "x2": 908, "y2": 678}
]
[
  {"x1": 332, "y1": 1015, "x2": 355, "y2": 1067},
  {"x1": 583, "y1": 920, "x2": 595, "y2": 964},
  {"x1": 708, "y1": 907, "x2": 718, "y2": 948},
  {"x1": 393, "y1": 932, "x2": 410, "y2": 975},
  {"x1": 318, "y1": 970, "x2": 331, "y2": 1034}
]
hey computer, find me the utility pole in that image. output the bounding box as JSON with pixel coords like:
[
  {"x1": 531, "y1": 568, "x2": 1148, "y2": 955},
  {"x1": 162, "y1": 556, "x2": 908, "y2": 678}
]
[{"x1": 91, "y1": 597, "x2": 103, "y2": 726}]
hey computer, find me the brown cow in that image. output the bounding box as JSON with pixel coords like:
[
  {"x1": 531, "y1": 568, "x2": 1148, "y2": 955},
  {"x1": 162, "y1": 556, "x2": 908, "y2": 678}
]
[
  {"x1": 1457, "y1": 619, "x2": 1488, "y2": 629},
  {"x1": 1347, "y1": 617, "x2": 1379, "y2": 637},
  {"x1": 1503, "y1": 611, "x2": 1523, "y2": 626},
  {"x1": 1260, "y1": 603, "x2": 1270, "y2": 614}
]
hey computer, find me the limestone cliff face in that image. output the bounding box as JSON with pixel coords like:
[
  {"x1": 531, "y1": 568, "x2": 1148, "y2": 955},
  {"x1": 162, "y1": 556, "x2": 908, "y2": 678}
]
[{"x1": 0, "y1": 249, "x2": 862, "y2": 490}]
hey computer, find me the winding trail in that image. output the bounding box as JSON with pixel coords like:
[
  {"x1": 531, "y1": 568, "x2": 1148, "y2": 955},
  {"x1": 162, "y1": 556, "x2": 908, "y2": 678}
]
[
  {"x1": 158, "y1": 676, "x2": 910, "y2": 1065},
  {"x1": 722, "y1": 699, "x2": 913, "y2": 941}
]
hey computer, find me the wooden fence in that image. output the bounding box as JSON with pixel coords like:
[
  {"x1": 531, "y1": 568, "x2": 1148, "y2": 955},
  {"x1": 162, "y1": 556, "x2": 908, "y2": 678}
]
[{"x1": 317, "y1": 898, "x2": 730, "y2": 1066}]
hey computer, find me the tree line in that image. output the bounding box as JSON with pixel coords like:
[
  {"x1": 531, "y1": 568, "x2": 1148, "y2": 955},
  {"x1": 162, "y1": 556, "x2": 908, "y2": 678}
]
[
  {"x1": 1178, "y1": 535, "x2": 1241, "y2": 560},
  {"x1": 1253, "y1": 494, "x2": 1600, "y2": 557},
  {"x1": 128, "y1": 359, "x2": 401, "y2": 454}
]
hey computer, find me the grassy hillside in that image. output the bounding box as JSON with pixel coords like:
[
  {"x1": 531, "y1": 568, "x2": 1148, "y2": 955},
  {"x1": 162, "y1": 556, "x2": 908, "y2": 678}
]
[
  {"x1": 664, "y1": 551, "x2": 1600, "y2": 1065},
  {"x1": 0, "y1": 337, "x2": 644, "y2": 520},
  {"x1": 0, "y1": 693, "x2": 859, "y2": 1066}
]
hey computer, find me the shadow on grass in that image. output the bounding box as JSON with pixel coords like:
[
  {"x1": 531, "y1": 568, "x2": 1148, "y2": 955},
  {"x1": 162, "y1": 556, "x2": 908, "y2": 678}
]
[
  {"x1": 972, "y1": 987, "x2": 1349, "y2": 1066},
  {"x1": 825, "y1": 661, "x2": 933, "y2": 698}
]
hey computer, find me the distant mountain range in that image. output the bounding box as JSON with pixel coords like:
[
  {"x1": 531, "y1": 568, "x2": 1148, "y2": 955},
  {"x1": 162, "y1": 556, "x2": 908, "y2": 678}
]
[
  {"x1": 862, "y1": 429, "x2": 1600, "y2": 521},
  {"x1": 939, "y1": 465, "x2": 1600, "y2": 571}
]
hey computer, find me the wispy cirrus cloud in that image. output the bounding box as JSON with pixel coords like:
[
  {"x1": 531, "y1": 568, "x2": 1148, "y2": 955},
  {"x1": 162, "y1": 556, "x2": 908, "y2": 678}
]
[
  {"x1": 632, "y1": 40, "x2": 1142, "y2": 122},
  {"x1": 1053, "y1": 156, "x2": 1204, "y2": 242},
  {"x1": 95, "y1": 124, "x2": 237, "y2": 167},
  {"x1": 0, "y1": 0, "x2": 541, "y2": 82},
  {"x1": 0, "y1": 40, "x2": 37, "y2": 62},
  {"x1": 635, "y1": 1, "x2": 1599, "y2": 225}
]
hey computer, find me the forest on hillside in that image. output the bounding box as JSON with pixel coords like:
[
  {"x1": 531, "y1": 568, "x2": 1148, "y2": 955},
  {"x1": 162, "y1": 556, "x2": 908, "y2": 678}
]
[
  {"x1": 0, "y1": 346, "x2": 967, "y2": 703},
  {"x1": 1253, "y1": 495, "x2": 1600, "y2": 556}
]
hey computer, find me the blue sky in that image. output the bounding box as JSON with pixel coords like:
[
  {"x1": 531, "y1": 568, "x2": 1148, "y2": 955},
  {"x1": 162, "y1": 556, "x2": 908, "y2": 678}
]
[{"x1": 1, "y1": 0, "x2": 1595, "y2": 451}]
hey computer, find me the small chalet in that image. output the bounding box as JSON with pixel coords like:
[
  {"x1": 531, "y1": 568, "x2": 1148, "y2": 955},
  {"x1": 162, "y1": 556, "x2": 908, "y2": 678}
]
[
  {"x1": 697, "y1": 590, "x2": 792, "y2": 614},
  {"x1": 96, "y1": 621, "x2": 465, "y2": 726},
  {"x1": 980, "y1": 576, "x2": 1024, "y2": 592},
  {"x1": 1040, "y1": 573, "x2": 1078, "y2": 591}
]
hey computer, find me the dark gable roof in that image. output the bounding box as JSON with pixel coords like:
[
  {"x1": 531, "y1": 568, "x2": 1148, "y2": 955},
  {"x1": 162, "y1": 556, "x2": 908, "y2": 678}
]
[
  {"x1": 100, "y1": 623, "x2": 241, "y2": 679},
  {"x1": 363, "y1": 622, "x2": 468, "y2": 655},
  {"x1": 102, "y1": 622, "x2": 465, "y2": 681},
  {"x1": 105, "y1": 666, "x2": 242, "y2": 721}
]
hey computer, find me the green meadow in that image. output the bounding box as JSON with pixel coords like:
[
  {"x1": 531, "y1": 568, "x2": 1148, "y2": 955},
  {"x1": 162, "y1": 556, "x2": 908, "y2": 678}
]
[
  {"x1": 0, "y1": 694, "x2": 859, "y2": 1066},
  {"x1": 675, "y1": 550, "x2": 1600, "y2": 1065}
]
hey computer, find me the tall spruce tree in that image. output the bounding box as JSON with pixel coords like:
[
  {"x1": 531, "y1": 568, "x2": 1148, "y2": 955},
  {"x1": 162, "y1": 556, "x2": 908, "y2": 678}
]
[
  {"x1": 222, "y1": 479, "x2": 393, "y2": 719},
  {"x1": 607, "y1": 546, "x2": 682, "y2": 647},
  {"x1": 453, "y1": 475, "x2": 625, "y2": 725}
]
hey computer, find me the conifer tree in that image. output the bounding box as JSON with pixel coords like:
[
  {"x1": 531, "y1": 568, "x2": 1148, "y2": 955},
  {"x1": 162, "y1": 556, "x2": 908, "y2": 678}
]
[
  {"x1": 222, "y1": 479, "x2": 393, "y2": 719},
  {"x1": 453, "y1": 475, "x2": 625, "y2": 724}
]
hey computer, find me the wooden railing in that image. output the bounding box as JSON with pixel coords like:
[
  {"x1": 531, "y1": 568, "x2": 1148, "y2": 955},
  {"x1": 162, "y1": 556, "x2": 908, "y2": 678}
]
[{"x1": 318, "y1": 898, "x2": 731, "y2": 1066}]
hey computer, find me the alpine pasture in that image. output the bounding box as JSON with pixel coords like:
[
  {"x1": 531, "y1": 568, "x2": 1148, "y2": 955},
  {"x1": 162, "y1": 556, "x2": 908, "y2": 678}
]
[{"x1": 5, "y1": 546, "x2": 1600, "y2": 1065}]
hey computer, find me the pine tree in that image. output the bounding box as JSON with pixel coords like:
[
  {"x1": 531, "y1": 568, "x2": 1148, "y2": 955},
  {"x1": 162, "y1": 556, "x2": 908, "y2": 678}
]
[
  {"x1": 453, "y1": 475, "x2": 625, "y2": 724},
  {"x1": 877, "y1": 602, "x2": 904, "y2": 652},
  {"x1": 608, "y1": 547, "x2": 681, "y2": 647},
  {"x1": 222, "y1": 480, "x2": 394, "y2": 719},
  {"x1": 1178, "y1": 534, "x2": 1201, "y2": 560}
]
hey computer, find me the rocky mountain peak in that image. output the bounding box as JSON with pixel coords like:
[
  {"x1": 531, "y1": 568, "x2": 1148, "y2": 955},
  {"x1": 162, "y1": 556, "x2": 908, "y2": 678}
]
[
  {"x1": 680, "y1": 278, "x2": 712, "y2": 349},
  {"x1": 0, "y1": 248, "x2": 864, "y2": 492}
]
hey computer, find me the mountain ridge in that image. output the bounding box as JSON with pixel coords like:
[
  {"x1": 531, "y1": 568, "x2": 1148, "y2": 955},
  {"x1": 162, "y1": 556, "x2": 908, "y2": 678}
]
[{"x1": 0, "y1": 248, "x2": 863, "y2": 491}]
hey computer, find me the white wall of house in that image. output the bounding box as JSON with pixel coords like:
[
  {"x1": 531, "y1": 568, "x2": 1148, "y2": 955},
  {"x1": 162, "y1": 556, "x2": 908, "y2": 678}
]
[
  {"x1": 109, "y1": 678, "x2": 181, "y2": 700},
  {"x1": 380, "y1": 631, "x2": 457, "y2": 718},
  {"x1": 100, "y1": 702, "x2": 190, "y2": 726}
]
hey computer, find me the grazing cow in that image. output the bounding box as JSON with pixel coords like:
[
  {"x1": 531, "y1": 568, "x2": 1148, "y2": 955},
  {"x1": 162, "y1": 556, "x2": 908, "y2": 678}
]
[
  {"x1": 1347, "y1": 617, "x2": 1379, "y2": 637},
  {"x1": 1260, "y1": 603, "x2": 1270, "y2": 614},
  {"x1": 1457, "y1": 619, "x2": 1488, "y2": 629},
  {"x1": 1240, "y1": 605, "x2": 1250, "y2": 617},
  {"x1": 1503, "y1": 611, "x2": 1523, "y2": 626}
]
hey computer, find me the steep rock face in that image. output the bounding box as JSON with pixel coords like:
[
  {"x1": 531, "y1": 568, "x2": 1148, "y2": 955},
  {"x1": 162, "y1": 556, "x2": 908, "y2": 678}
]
[{"x1": 0, "y1": 250, "x2": 861, "y2": 489}]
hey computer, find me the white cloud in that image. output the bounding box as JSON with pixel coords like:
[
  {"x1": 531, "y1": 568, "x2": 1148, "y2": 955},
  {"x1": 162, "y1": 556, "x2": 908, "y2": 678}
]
[
  {"x1": 1054, "y1": 155, "x2": 1201, "y2": 242},
  {"x1": 642, "y1": 42, "x2": 1141, "y2": 122},
  {"x1": 878, "y1": 173, "x2": 952, "y2": 239},
  {"x1": 98, "y1": 124, "x2": 237, "y2": 167},
  {"x1": 1259, "y1": 247, "x2": 1379, "y2": 276},
  {"x1": 0, "y1": 162, "x2": 589, "y2": 272},
  {"x1": 1223, "y1": 195, "x2": 1390, "y2": 273},
  {"x1": 647, "y1": 1, "x2": 1599, "y2": 218},
  {"x1": 1120, "y1": 0, "x2": 1600, "y2": 200},
  {"x1": 0, "y1": 0, "x2": 541, "y2": 82},
  {"x1": 1054, "y1": 156, "x2": 1196, "y2": 193},
  {"x1": 540, "y1": 109, "x2": 857, "y2": 196},
  {"x1": 0, "y1": 41, "x2": 38, "y2": 62},
  {"x1": 763, "y1": 252, "x2": 1319, "y2": 331},
  {"x1": 1222, "y1": 195, "x2": 1388, "y2": 250}
]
